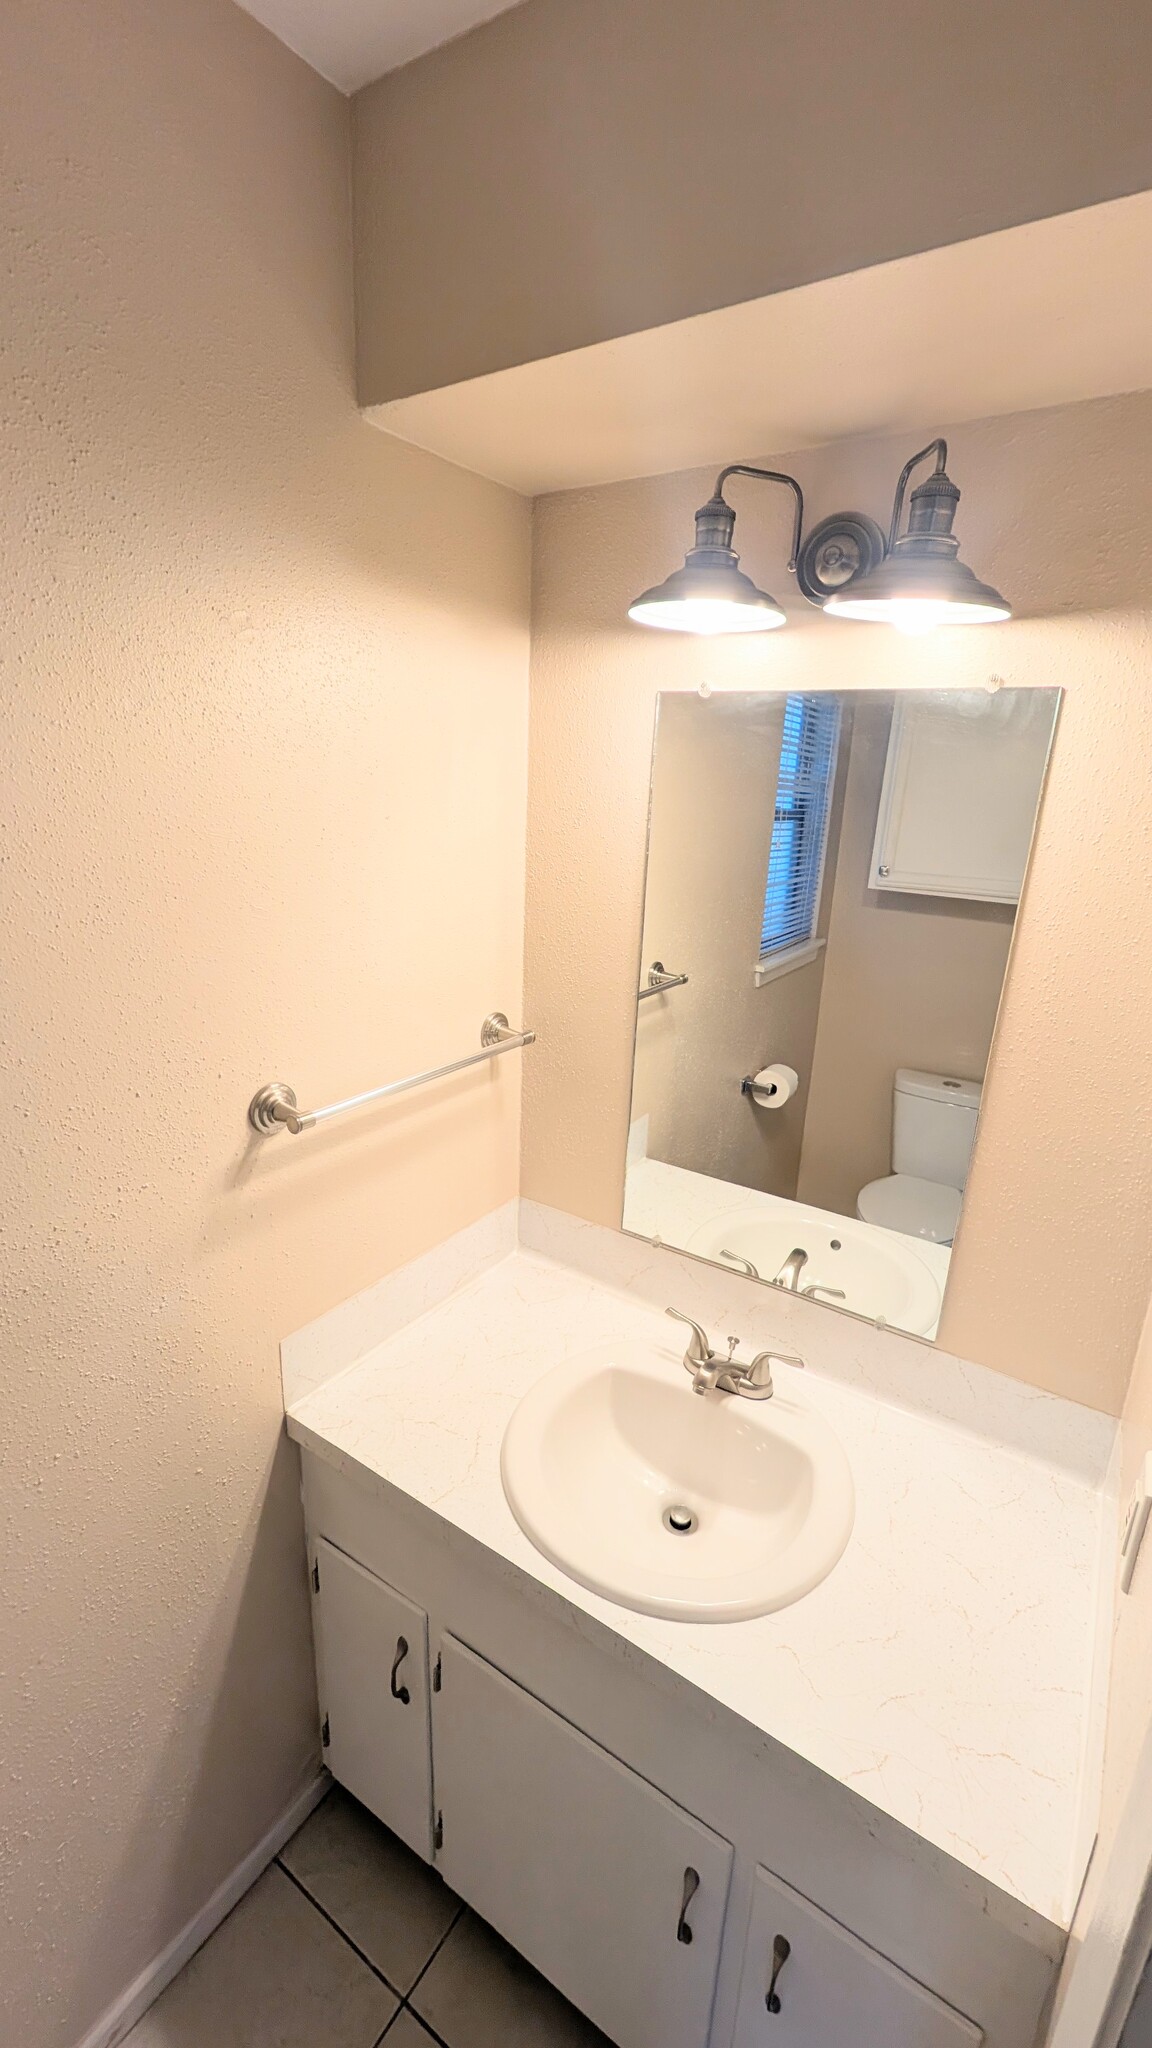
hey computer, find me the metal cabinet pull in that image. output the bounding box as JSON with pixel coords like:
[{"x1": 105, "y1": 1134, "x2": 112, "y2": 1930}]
[
  {"x1": 677, "y1": 1866, "x2": 700, "y2": 1945},
  {"x1": 390, "y1": 1635, "x2": 411, "y2": 1704},
  {"x1": 765, "y1": 1934, "x2": 791, "y2": 2013}
]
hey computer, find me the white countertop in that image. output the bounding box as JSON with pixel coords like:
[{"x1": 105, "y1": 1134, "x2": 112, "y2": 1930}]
[{"x1": 286, "y1": 1245, "x2": 1104, "y2": 1928}]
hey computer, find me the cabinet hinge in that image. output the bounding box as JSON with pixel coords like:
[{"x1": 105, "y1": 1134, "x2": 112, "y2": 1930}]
[
  {"x1": 434, "y1": 1810, "x2": 443, "y2": 1851},
  {"x1": 433, "y1": 1652, "x2": 442, "y2": 1693},
  {"x1": 311, "y1": 1560, "x2": 320, "y2": 1594},
  {"x1": 321, "y1": 1714, "x2": 330, "y2": 1749}
]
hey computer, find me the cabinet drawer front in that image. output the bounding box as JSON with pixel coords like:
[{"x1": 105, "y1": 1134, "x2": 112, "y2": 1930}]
[
  {"x1": 312, "y1": 1537, "x2": 433, "y2": 1859},
  {"x1": 734, "y1": 1865, "x2": 983, "y2": 2048},
  {"x1": 433, "y1": 1637, "x2": 733, "y2": 2048}
]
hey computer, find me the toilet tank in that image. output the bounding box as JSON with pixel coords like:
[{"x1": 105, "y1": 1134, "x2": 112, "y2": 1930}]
[{"x1": 892, "y1": 1069, "x2": 983, "y2": 1189}]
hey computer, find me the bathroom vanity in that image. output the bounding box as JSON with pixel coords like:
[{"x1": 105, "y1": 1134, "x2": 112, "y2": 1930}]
[
  {"x1": 276, "y1": 668, "x2": 1093, "y2": 2048},
  {"x1": 284, "y1": 1220, "x2": 1110, "y2": 2048}
]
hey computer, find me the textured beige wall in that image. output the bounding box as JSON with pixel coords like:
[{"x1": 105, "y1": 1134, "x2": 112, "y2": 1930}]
[
  {"x1": 353, "y1": 0, "x2": 1152, "y2": 405},
  {"x1": 632, "y1": 694, "x2": 828, "y2": 1200},
  {"x1": 1, "y1": 4, "x2": 529, "y2": 2045},
  {"x1": 521, "y1": 394, "x2": 1152, "y2": 1413},
  {"x1": 795, "y1": 700, "x2": 1014, "y2": 1218}
]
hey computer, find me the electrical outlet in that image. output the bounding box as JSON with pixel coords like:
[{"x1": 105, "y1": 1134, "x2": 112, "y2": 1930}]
[{"x1": 1120, "y1": 1452, "x2": 1152, "y2": 1595}]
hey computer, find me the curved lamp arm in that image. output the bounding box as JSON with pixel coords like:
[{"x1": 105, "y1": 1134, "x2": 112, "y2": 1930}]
[
  {"x1": 713, "y1": 465, "x2": 805, "y2": 573},
  {"x1": 887, "y1": 438, "x2": 947, "y2": 550}
]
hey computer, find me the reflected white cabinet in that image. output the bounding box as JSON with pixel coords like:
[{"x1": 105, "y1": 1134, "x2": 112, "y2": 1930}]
[
  {"x1": 870, "y1": 693, "x2": 1056, "y2": 904},
  {"x1": 310, "y1": 1536, "x2": 433, "y2": 1859},
  {"x1": 432, "y1": 1636, "x2": 733, "y2": 2048},
  {"x1": 732, "y1": 1865, "x2": 983, "y2": 2048}
]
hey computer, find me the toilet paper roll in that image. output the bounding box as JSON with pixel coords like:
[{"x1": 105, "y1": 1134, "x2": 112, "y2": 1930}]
[{"x1": 746, "y1": 1063, "x2": 799, "y2": 1108}]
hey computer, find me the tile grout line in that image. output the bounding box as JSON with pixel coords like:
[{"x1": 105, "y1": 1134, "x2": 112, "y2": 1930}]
[
  {"x1": 370, "y1": 1908, "x2": 467, "y2": 2048},
  {"x1": 404, "y1": 1901, "x2": 467, "y2": 2002},
  {"x1": 379, "y1": 1997, "x2": 462, "y2": 2048},
  {"x1": 273, "y1": 1855, "x2": 404, "y2": 1997}
]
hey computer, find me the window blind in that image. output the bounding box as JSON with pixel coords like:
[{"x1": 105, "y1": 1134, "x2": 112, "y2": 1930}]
[{"x1": 760, "y1": 694, "x2": 841, "y2": 958}]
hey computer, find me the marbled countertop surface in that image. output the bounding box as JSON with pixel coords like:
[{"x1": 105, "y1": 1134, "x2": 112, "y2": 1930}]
[{"x1": 287, "y1": 1247, "x2": 1103, "y2": 1927}]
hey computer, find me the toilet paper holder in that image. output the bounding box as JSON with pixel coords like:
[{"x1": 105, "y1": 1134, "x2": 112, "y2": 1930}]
[{"x1": 741, "y1": 1064, "x2": 799, "y2": 1108}]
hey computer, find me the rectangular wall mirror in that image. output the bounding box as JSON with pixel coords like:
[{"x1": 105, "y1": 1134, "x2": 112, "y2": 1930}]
[{"x1": 623, "y1": 686, "x2": 1061, "y2": 1340}]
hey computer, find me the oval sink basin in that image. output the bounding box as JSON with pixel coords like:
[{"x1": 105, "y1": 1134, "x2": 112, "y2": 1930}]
[
  {"x1": 685, "y1": 1206, "x2": 941, "y2": 1337},
  {"x1": 501, "y1": 1341, "x2": 854, "y2": 1622}
]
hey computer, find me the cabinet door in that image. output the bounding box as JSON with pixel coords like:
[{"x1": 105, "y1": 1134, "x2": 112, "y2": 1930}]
[
  {"x1": 870, "y1": 693, "x2": 1055, "y2": 903},
  {"x1": 311, "y1": 1536, "x2": 433, "y2": 1859},
  {"x1": 733, "y1": 1865, "x2": 983, "y2": 2048},
  {"x1": 433, "y1": 1636, "x2": 732, "y2": 2048}
]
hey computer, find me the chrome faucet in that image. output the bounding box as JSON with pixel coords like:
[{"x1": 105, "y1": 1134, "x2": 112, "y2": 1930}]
[
  {"x1": 665, "y1": 1308, "x2": 804, "y2": 1401},
  {"x1": 771, "y1": 1245, "x2": 846, "y2": 1303},
  {"x1": 719, "y1": 1248, "x2": 761, "y2": 1280},
  {"x1": 771, "y1": 1247, "x2": 809, "y2": 1291}
]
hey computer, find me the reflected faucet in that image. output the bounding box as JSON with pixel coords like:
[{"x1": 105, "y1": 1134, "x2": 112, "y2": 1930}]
[
  {"x1": 771, "y1": 1247, "x2": 809, "y2": 1291},
  {"x1": 719, "y1": 1248, "x2": 761, "y2": 1280}
]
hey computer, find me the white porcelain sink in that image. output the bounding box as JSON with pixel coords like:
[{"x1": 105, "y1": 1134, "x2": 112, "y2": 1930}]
[
  {"x1": 685, "y1": 1205, "x2": 942, "y2": 1337},
  {"x1": 500, "y1": 1340, "x2": 854, "y2": 1622}
]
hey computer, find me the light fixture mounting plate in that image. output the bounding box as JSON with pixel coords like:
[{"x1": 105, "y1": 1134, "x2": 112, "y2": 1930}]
[{"x1": 797, "y1": 511, "x2": 886, "y2": 607}]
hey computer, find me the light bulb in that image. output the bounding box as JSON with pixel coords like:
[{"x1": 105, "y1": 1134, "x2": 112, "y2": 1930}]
[{"x1": 627, "y1": 596, "x2": 787, "y2": 635}]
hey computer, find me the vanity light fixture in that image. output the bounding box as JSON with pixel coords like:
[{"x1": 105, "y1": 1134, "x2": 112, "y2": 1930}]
[
  {"x1": 819, "y1": 440, "x2": 1012, "y2": 634},
  {"x1": 627, "y1": 465, "x2": 804, "y2": 635},
  {"x1": 628, "y1": 441, "x2": 1010, "y2": 636}
]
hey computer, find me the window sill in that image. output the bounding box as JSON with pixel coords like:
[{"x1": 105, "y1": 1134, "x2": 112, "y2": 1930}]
[{"x1": 753, "y1": 938, "x2": 825, "y2": 987}]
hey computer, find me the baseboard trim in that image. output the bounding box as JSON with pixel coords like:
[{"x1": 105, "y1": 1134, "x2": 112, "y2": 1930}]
[{"x1": 74, "y1": 1768, "x2": 330, "y2": 2048}]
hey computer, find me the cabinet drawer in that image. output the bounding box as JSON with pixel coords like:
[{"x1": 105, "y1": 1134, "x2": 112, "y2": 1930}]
[
  {"x1": 433, "y1": 1636, "x2": 733, "y2": 2048},
  {"x1": 311, "y1": 1537, "x2": 433, "y2": 1859},
  {"x1": 734, "y1": 1865, "x2": 983, "y2": 2048}
]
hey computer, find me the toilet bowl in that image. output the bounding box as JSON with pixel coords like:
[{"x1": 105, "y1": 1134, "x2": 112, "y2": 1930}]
[
  {"x1": 856, "y1": 1069, "x2": 982, "y2": 1246},
  {"x1": 856, "y1": 1173, "x2": 962, "y2": 1244}
]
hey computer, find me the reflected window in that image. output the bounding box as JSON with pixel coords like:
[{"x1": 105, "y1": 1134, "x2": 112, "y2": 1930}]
[{"x1": 760, "y1": 693, "x2": 841, "y2": 962}]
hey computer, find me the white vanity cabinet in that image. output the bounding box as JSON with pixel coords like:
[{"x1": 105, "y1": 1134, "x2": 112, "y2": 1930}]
[
  {"x1": 309, "y1": 1536, "x2": 433, "y2": 1859},
  {"x1": 433, "y1": 1635, "x2": 733, "y2": 2048},
  {"x1": 732, "y1": 1866, "x2": 983, "y2": 2048},
  {"x1": 296, "y1": 1449, "x2": 1056, "y2": 2048}
]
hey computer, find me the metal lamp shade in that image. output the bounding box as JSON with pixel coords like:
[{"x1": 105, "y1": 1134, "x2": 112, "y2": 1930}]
[
  {"x1": 825, "y1": 455, "x2": 1011, "y2": 632},
  {"x1": 628, "y1": 554, "x2": 787, "y2": 634},
  {"x1": 823, "y1": 550, "x2": 1012, "y2": 632},
  {"x1": 623, "y1": 485, "x2": 783, "y2": 634},
  {"x1": 628, "y1": 485, "x2": 788, "y2": 635}
]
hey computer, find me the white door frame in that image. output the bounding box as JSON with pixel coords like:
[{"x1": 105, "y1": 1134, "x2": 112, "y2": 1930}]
[{"x1": 1048, "y1": 1718, "x2": 1152, "y2": 2048}]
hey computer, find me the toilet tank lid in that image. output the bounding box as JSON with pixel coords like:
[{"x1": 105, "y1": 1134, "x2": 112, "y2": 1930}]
[{"x1": 895, "y1": 1068, "x2": 983, "y2": 1109}]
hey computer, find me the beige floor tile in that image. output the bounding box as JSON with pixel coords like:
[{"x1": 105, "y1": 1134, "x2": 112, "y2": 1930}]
[
  {"x1": 124, "y1": 1863, "x2": 397, "y2": 2048},
  {"x1": 280, "y1": 1788, "x2": 461, "y2": 1991},
  {"x1": 410, "y1": 1910, "x2": 612, "y2": 2048},
  {"x1": 384, "y1": 2012, "x2": 442, "y2": 2048}
]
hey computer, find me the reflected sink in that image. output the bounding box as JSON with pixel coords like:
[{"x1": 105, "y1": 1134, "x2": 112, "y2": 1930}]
[
  {"x1": 685, "y1": 1206, "x2": 942, "y2": 1337},
  {"x1": 500, "y1": 1341, "x2": 854, "y2": 1622}
]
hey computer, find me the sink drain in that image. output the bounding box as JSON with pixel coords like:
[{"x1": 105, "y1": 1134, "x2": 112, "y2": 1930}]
[{"x1": 662, "y1": 1504, "x2": 699, "y2": 1536}]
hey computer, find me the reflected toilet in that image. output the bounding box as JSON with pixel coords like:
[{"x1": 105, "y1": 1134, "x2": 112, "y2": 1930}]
[{"x1": 856, "y1": 1069, "x2": 982, "y2": 1246}]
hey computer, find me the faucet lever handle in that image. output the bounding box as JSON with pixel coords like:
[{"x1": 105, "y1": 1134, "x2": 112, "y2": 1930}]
[
  {"x1": 665, "y1": 1307, "x2": 715, "y2": 1363},
  {"x1": 749, "y1": 1347, "x2": 806, "y2": 1380}
]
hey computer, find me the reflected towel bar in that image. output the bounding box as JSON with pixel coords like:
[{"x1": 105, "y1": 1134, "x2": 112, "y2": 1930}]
[
  {"x1": 638, "y1": 961, "x2": 689, "y2": 1001},
  {"x1": 248, "y1": 1013, "x2": 536, "y2": 1136}
]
